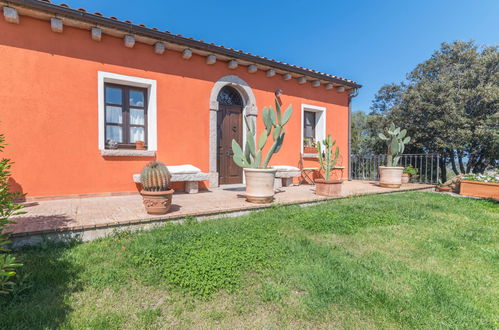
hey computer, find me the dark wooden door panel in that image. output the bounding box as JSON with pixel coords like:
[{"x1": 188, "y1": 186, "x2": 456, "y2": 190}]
[{"x1": 217, "y1": 104, "x2": 243, "y2": 184}]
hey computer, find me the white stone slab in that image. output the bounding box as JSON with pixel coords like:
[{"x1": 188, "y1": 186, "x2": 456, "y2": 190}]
[
  {"x1": 101, "y1": 149, "x2": 155, "y2": 157},
  {"x1": 167, "y1": 165, "x2": 201, "y2": 174},
  {"x1": 276, "y1": 171, "x2": 301, "y2": 178},
  {"x1": 133, "y1": 172, "x2": 210, "y2": 183}
]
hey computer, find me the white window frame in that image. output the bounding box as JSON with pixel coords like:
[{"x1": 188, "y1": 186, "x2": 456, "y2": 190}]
[
  {"x1": 98, "y1": 71, "x2": 157, "y2": 153},
  {"x1": 301, "y1": 104, "x2": 326, "y2": 153}
]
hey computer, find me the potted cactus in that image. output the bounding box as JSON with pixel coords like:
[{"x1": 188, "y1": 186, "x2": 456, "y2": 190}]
[
  {"x1": 140, "y1": 161, "x2": 174, "y2": 214},
  {"x1": 315, "y1": 135, "x2": 343, "y2": 196},
  {"x1": 232, "y1": 97, "x2": 292, "y2": 203},
  {"x1": 378, "y1": 123, "x2": 411, "y2": 188}
]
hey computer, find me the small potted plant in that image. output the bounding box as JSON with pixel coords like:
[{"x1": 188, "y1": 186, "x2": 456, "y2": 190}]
[
  {"x1": 135, "y1": 140, "x2": 145, "y2": 150},
  {"x1": 436, "y1": 180, "x2": 452, "y2": 192},
  {"x1": 315, "y1": 135, "x2": 343, "y2": 196},
  {"x1": 378, "y1": 123, "x2": 411, "y2": 188},
  {"x1": 106, "y1": 139, "x2": 118, "y2": 149},
  {"x1": 303, "y1": 137, "x2": 317, "y2": 154},
  {"x1": 232, "y1": 97, "x2": 292, "y2": 203},
  {"x1": 140, "y1": 161, "x2": 174, "y2": 214},
  {"x1": 402, "y1": 165, "x2": 418, "y2": 184}
]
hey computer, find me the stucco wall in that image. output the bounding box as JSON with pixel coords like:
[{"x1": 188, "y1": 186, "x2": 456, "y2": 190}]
[{"x1": 0, "y1": 16, "x2": 350, "y2": 198}]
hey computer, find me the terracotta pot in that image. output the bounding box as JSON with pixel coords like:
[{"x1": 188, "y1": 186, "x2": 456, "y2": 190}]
[
  {"x1": 244, "y1": 168, "x2": 277, "y2": 203},
  {"x1": 135, "y1": 141, "x2": 145, "y2": 150},
  {"x1": 460, "y1": 180, "x2": 498, "y2": 199},
  {"x1": 140, "y1": 189, "x2": 174, "y2": 215},
  {"x1": 435, "y1": 186, "x2": 451, "y2": 192},
  {"x1": 401, "y1": 173, "x2": 410, "y2": 184},
  {"x1": 379, "y1": 166, "x2": 404, "y2": 188},
  {"x1": 303, "y1": 147, "x2": 317, "y2": 154},
  {"x1": 315, "y1": 179, "x2": 343, "y2": 197}
]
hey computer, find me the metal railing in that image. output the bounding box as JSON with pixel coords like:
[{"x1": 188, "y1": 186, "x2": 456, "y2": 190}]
[{"x1": 350, "y1": 153, "x2": 440, "y2": 184}]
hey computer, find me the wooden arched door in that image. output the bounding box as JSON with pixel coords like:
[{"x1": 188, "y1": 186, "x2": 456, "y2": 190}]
[{"x1": 217, "y1": 86, "x2": 243, "y2": 184}]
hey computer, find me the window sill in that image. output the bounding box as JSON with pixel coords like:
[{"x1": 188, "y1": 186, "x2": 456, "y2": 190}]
[
  {"x1": 303, "y1": 153, "x2": 319, "y2": 159},
  {"x1": 100, "y1": 149, "x2": 156, "y2": 157}
]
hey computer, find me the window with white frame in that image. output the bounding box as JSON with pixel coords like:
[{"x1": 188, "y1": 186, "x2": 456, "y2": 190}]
[
  {"x1": 98, "y1": 72, "x2": 157, "y2": 152},
  {"x1": 301, "y1": 104, "x2": 326, "y2": 153}
]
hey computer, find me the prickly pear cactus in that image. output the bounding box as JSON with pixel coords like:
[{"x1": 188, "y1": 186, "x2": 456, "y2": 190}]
[
  {"x1": 317, "y1": 135, "x2": 340, "y2": 180},
  {"x1": 140, "y1": 161, "x2": 171, "y2": 191},
  {"x1": 378, "y1": 123, "x2": 411, "y2": 167},
  {"x1": 231, "y1": 97, "x2": 292, "y2": 169}
]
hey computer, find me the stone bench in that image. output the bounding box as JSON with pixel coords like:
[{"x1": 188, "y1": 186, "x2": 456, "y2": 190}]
[
  {"x1": 271, "y1": 165, "x2": 302, "y2": 188},
  {"x1": 133, "y1": 165, "x2": 210, "y2": 194}
]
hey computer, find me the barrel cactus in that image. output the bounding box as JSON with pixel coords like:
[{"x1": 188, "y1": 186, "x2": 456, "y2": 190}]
[
  {"x1": 317, "y1": 135, "x2": 340, "y2": 180},
  {"x1": 231, "y1": 97, "x2": 292, "y2": 168},
  {"x1": 378, "y1": 123, "x2": 411, "y2": 167},
  {"x1": 140, "y1": 161, "x2": 171, "y2": 191}
]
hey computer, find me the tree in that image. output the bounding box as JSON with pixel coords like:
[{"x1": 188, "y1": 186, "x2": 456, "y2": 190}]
[
  {"x1": 369, "y1": 41, "x2": 498, "y2": 180},
  {"x1": 351, "y1": 111, "x2": 370, "y2": 155}
]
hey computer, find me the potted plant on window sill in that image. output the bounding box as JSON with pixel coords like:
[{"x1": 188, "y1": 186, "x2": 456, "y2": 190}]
[
  {"x1": 378, "y1": 123, "x2": 411, "y2": 188},
  {"x1": 232, "y1": 97, "x2": 292, "y2": 203},
  {"x1": 135, "y1": 140, "x2": 145, "y2": 150},
  {"x1": 303, "y1": 137, "x2": 317, "y2": 154},
  {"x1": 315, "y1": 135, "x2": 343, "y2": 197},
  {"x1": 140, "y1": 161, "x2": 174, "y2": 214}
]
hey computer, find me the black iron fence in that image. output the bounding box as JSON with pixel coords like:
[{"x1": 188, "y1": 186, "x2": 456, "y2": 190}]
[{"x1": 350, "y1": 153, "x2": 440, "y2": 184}]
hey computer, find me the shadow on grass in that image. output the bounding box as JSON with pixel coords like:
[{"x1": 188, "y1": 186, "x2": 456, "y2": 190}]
[{"x1": 0, "y1": 242, "x2": 83, "y2": 330}]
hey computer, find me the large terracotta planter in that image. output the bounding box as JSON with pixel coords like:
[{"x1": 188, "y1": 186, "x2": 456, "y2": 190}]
[
  {"x1": 140, "y1": 189, "x2": 174, "y2": 214},
  {"x1": 379, "y1": 166, "x2": 404, "y2": 188},
  {"x1": 244, "y1": 168, "x2": 277, "y2": 203},
  {"x1": 315, "y1": 179, "x2": 343, "y2": 197},
  {"x1": 401, "y1": 173, "x2": 410, "y2": 184},
  {"x1": 460, "y1": 180, "x2": 499, "y2": 199}
]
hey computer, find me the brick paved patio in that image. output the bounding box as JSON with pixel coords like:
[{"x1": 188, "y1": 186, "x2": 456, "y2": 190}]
[{"x1": 9, "y1": 181, "x2": 433, "y2": 242}]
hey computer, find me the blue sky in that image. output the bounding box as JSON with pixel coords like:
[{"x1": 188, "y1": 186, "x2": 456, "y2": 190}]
[{"x1": 61, "y1": 0, "x2": 498, "y2": 112}]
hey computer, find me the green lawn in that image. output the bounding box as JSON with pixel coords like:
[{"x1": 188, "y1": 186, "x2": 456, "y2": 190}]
[{"x1": 1, "y1": 192, "x2": 498, "y2": 329}]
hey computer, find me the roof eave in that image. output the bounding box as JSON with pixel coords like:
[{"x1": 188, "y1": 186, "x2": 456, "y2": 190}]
[{"x1": 3, "y1": 0, "x2": 362, "y2": 89}]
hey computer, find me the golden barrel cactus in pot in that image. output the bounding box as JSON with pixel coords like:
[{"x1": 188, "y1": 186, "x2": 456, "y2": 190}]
[{"x1": 140, "y1": 161, "x2": 174, "y2": 214}]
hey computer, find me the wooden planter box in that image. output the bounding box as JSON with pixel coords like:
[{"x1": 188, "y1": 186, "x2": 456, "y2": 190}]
[{"x1": 460, "y1": 180, "x2": 499, "y2": 199}]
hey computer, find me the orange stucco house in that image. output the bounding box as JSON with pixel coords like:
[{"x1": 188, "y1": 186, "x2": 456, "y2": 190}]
[{"x1": 0, "y1": 0, "x2": 360, "y2": 200}]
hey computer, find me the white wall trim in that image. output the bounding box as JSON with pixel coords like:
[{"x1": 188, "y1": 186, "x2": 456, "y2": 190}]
[
  {"x1": 97, "y1": 71, "x2": 157, "y2": 152},
  {"x1": 301, "y1": 104, "x2": 327, "y2": 153}
]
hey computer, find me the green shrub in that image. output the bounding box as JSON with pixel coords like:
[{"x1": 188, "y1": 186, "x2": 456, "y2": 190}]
[
  {"x1": 403, "y1": 164, "x2": 418, "y2": 176},
  {"x1": 0, "y1": 134, "x2": 24, "y2": 295}
]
